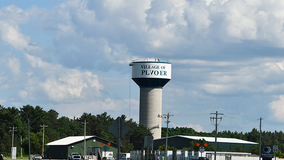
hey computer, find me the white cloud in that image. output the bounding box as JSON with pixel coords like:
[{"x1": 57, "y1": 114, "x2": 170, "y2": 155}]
[
  {"x1": 203, "y1": 84, "x2": 234, "y2": 95},
  {"x1": 102, "y1": 0, "x2": 151, "y2": 29},
  {"x1": 0, "y1": 99, "x2": 6, "y2": 103},
  {"x1": 0, "y1": 5, "x2": 42, "y2": 52},
  {"x1": 163, "y1": 87, "x2": 186, "y2": 103},
  {"x1": 175, "y1": 58, "x2": 284, "y2": 95},
  {"x1": 172, "y1": 123, "x2": 204, "y2": 132},
  {"x1": 0, "y1": 84, "x2": 9, "y2": 90},
  {"x1": 184, "y1": 1, "x2": 212, "y2": 33},
  {"x1": 24, "y1": 54, "x2": 103, "y2": 103},
  {"x1": 100, "y1": 39, "x2": 133, "y2": 64},
  {"x1": 211, "y1": 0, "x2": 284, "y2": 46},
  {"x1": 24, "y1": 0, "x2": 284, "y2": 72},
  {"x1": 0, "y1": 22, "x2": 40, "y2": 52},
  {"x1": 222, "y1": 0, "x2": 257, "y2": 41},
  {"x1": 99, "y1": 76, "x2": 129, "y2": 89},
  {"x1": 268, "y1": 95, "x2": 284, "y2": 122},
  {"x1": 25, "y1": 53, "x2": 49, "y2": 68},
  {"x1": 6, "y1": 56, "x2": 21, "y2": 76},
  {"x1": 18, "y1": 90, "x2": 28, "y2": 99}
]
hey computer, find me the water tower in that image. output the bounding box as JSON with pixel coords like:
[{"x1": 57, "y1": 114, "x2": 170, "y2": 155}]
[{"x1": 129, "y1": 58, "x2": 171, "y2": 139}]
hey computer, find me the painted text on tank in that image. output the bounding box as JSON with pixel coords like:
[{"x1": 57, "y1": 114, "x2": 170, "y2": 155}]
[{"x1": 141, "y1": 70, "x2": 167, "y2": 76}]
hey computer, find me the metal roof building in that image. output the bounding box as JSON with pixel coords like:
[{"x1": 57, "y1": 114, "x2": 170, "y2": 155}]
[
  {"x1": 153, "y1": 135, "x2": 258, "y2": 151},
  {"x1": 45, "y1": 136, "x2": 118, "y2": 159}
]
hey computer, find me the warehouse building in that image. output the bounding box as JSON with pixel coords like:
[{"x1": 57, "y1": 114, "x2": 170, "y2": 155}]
[
  {"x1": 153, "y1": 135, "x2": 258, "y2": 151},
  {"x1": 45, "y1": 136, "x2": 118, "y2": 159}
]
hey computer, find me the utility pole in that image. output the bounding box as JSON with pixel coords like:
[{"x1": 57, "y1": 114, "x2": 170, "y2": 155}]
[
  {"x1": 40, "y1": 124, "x2": 48, "y2": 157},
  {"x1": 158, "y1": 113, "x2": 173, "y2": 160},
  {"x1": 21, "y1": 136, "x2": 22, "y2": 158},
  {"x1": 81, "y1": 119, "x2": 88, "y2": 159},
  {"x1": 10, "y1": 126, "x2": 17, "y2": 148},
  {"x1": 10, "y1": 126, "x2": 17, "y2": 159},
  {"x1": 28, "y1": 119, "x2": 31, "y2": 160},
  {"x1": 118, "y1": 117, "x2": 121, "y2": 160},
  {"x1": 210, "y1": 111, "x2": 224, "y2": 160},
  {"x1": 259, "y1": 117, "x2": 262, "y2": 160}
]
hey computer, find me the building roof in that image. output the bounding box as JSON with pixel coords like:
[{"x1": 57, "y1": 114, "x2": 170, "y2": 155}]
[
  {"x1": 47, "y1": 136, "x2": 95, "y2": 146},
  {"x1": 155, "y1": 135, "x2": 258, "y2": 145}
]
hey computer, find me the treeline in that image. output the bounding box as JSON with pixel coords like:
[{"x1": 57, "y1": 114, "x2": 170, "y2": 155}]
[
  {"x1": 0, "y1": 105, "x2": 152, "y2": 156},
  {"x1": 2, "y1": 105, "x2": 284, "y2": 157},
  {"x1": 162, "y1": 127, "x2": 284, "y2": 157}
]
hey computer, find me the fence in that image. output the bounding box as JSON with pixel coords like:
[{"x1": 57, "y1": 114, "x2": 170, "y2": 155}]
[
  {"x1": 129, "y1": 151, "x2": 268, "y2": 160},
  {"x1": 130, "y1": 150, "x2": 200, "y2": 160}
]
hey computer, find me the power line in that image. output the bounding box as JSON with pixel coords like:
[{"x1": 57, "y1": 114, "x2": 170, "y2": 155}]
[{"x1": 174, "y1": 114, "x2": 208, "y2": 117}]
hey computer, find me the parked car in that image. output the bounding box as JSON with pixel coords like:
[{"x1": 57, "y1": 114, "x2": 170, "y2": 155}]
[
  {"x1": 68, "y1": 153, "x2": 81, "y2": 160},
  {"x1": 119, "y1": 153, "x2": 130, "y2": 160},
  {"x1": 32, "y1": 155, "x2": 42, "y2": 160}
]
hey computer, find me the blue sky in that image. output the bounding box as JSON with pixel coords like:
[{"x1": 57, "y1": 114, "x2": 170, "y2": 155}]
[{"x1": 1, "y1": 0, "x2": 284, "y2": 134}]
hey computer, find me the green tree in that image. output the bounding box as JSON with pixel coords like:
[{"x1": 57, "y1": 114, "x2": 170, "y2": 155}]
[
  {"x1": 22, "y1": 132, "x2": 41, "y2": 154},
  {"x1": 5, "y1": 105, "x2": 284, "y2": 155},
  {"x1": 250, "y1": 145, "x2": 259, "y2": 155},
  {"x1": 121, "y1": 116, "x2": 152, "y2": 152},
  {"x1": 47, "y1": 109, "x2": 59, "y2": 129},
  {"x1": 57, "y1": 117, "x2": 74, "y2": 138},
  {"x1": 245, "y1": 128, "x2": 259, "y2": 143},
  {"x1": 92, "y1": 112, "x2": 114, "y2": 139},
  {"x1": 36, "y1": 131, "x2": 49, "y2": 154},
  {"x1": 276, "y1": 150, "x2": 284, "y2": 158},
  {"x1": 45, "y1": 109, "x2": 60, "y2": 142},
  {"x1": 20, "y1": 105, "x2": 49, "y2": 133}
]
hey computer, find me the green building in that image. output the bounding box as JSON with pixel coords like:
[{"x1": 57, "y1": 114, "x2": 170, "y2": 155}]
[
  {"x1": 45, "y1": 136, "x2": 118, "y2": 159},
  {"x1": 153, "y1": 135, "x2": 258, "y2": 151}
]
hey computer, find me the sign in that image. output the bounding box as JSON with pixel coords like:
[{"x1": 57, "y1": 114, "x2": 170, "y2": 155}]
[
  {"x1": 108, "y1": 117, "x2": 130, "y2": 160},
  {"x1": 108, "y1": 117, "x2": 130, "y2": 139},
  {"x1": 199, "y1": 146, "x2": 205, "y2": 153},
  {"x1": 102, "y1": 145, "x2": 109, "y2": 151},
  {"x1": 273, "y1": 145, "x2": 278, "y2": 153},
  {"x1": 144, "y1": 136, "x2": 153, "y2": 148},
  {"x1": 261, "y1": 145, "x2": 274, "y2": 158},
  {"x1": 131, "y1": 62, "x2": 171, "y2": 79},
  {"x1": 11, "y1": 147, "x2": 16, "y2": 159}
]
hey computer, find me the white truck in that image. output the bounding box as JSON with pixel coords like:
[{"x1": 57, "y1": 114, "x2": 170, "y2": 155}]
[{"x1": 68, "y1": 153, "x2": 81, "y2": 160}]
